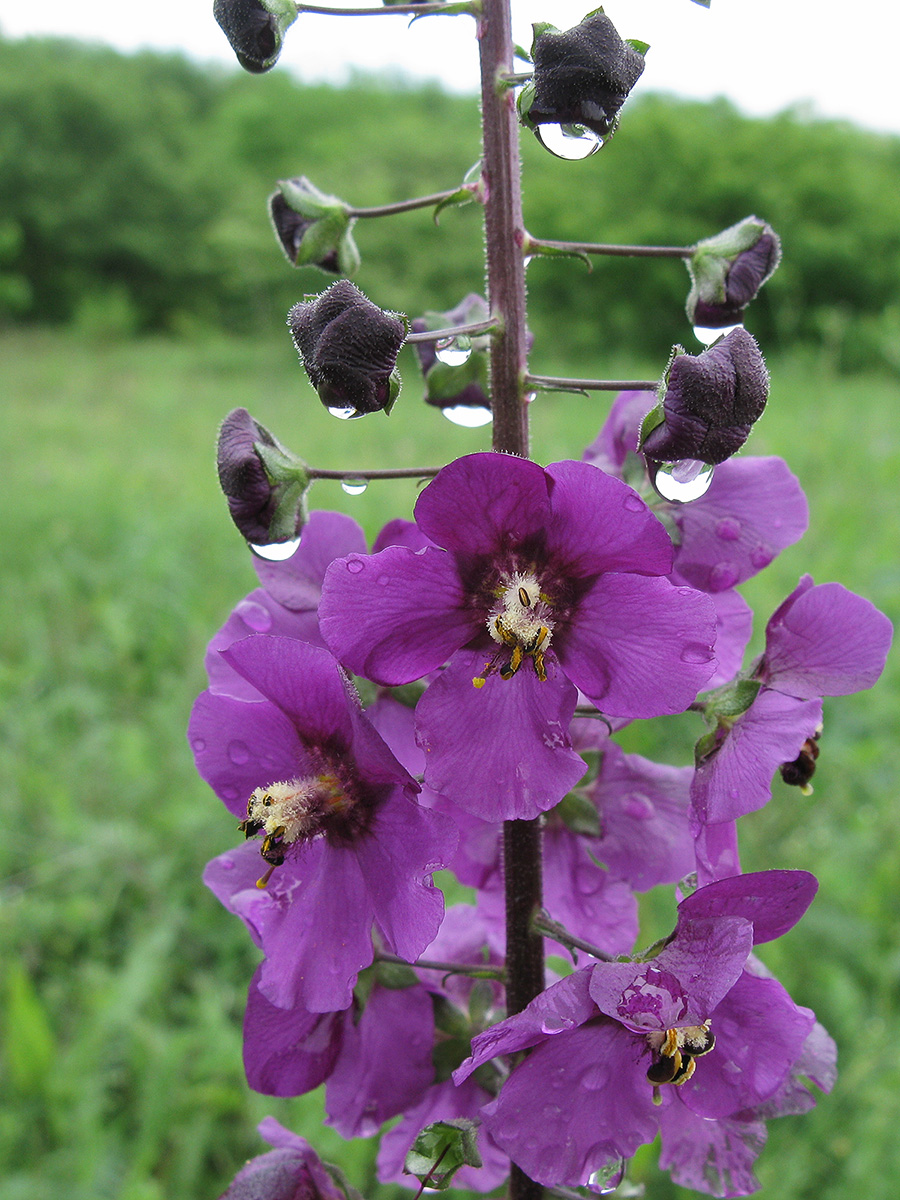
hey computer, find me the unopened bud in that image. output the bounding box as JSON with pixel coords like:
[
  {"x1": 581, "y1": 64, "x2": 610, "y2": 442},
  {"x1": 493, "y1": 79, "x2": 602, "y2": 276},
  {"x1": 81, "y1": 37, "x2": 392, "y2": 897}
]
[
  {"x1": 213, "y1": 0, "x2": 297, "y2": 74},
  {"x1": 640, "y1": 328, "x2": 769, "y2": 465},
  {"x1": 288, "y1": 280, "x2": 407, "y2": 416},
  {"x1": 521, "y1": 13, "x2": 645, "y2": 141},
  {"x1": 687, "y1": 217, "x2": 782, "y2": 327},
  {"x1": 412, "y1": 293, "x2": 492, "y2": 413},
  {"x1": 269, "y1": 177, "x2": 360, "y2": 275},
  {"x1": 216, "y1": 408, "x2": 309, "y2": 544}
]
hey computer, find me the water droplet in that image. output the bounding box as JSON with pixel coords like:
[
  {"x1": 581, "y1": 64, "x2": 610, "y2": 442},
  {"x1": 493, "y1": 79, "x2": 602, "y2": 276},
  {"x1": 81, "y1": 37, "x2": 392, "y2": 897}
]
[
  {"x1": 235, "y1": 598, "x2": 273, "y2": 632},
  {"x1": 623, "y1": 492, "x2": 645, "y2": 513},
  {"x1": 750, "y1": 543, "x2": 774, "y2": 569},
  {"x1": 681, "y1": 644, "x2": 714, "y2": 665},
  {"x1": 535, "y1": 123, "x2": 603, "y2": 160},
  {"x1": 624, "y1": 793, "x2": 655, "y2": 820},
  {"x1": 220, "y1": 856, "x2": 235, "y2": 870},
  {"x1": 524, "y1": 390, "x2": 537, "y2": 404},
  {"x1": 579, "y1": 1063, "x2": 608, "y2": 1091},
  {"x1": 588, "y1": 1159, "x2": 625, "y2": 1194},
  {"x1": 228, "y1": 739, "x2": 250, "y2": 765},
  {"x1": 715, "y1": 517, "x2": 741, "y2": 541},
  {"x1": 220, "y1": 785, "x2": 239, "y2": 802},
  {"x1": 249, "y1": 537, "x2": 302, "y2": 561},
  {"x1": 654, "y1": 459, "x2": 715, "y2": 502},
  {"x1": 191, "y1": 737, "x2": 206, "y2": 753},
  {"x1": 692, "y1": 322, "x2": 743, "y2": 346},
  {"x1": 434, "y1": 335, "x2": 472, "y2": 366},
  {"x1": 346, "y1": 557, "x2": 365, "y2": 574},
  {"x1": 341, "y1": 475, "x2": 368, "y2": 496},
  {"x1": 442, "y1": 404, "x2": 492, "y2": 428},
  {"x1": 327, "y1": 405, "x2": 362, "y2": 420},
  {"x1": 709, "y1": 561, "x2": 740, "y2": 590},
  {"x1": 540, "y1": 1015, "x2": 575, "y2": 1034}
]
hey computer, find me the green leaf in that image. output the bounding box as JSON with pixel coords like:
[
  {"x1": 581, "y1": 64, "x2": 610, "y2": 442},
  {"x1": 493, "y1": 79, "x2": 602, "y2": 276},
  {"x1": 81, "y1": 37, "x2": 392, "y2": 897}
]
[
  {"x1": 2, "y1": 962, "x2": 55, "y2": 1094},
  {"x1": 433, "y1": 185, "x2": 477, "y2": 224},
  {"x1": 405, "y1": 1120, "x2": 483, "y2": 1189}
]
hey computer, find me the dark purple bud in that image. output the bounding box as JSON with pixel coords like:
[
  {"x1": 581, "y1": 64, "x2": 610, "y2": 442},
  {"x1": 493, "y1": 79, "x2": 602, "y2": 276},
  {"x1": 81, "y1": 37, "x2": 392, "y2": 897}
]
[
  {"x1": 687, "y1": 217, "x2": 782, "y2": 327},
  {"x1": 216, "y1": 408, "x2": 309, "y2": 544},
  {"x1": 288, "y1": 280, "x2": 407, "y2": 416},
  {"x1": 412, "y1": 293, "x2": 491, "y2": 413},
  {"x1": 217, "y1": 1117, "x2": 347, "y2": 1200},
  {"x1": 269, "y1": 178, "x2": 359, "y2": 275},
  {"x1": 640, "y1": 328, "x2": 769, "y2": 465},
  {"x1": 524, "y1": 13, "x2": 645, "y2": 141},
  {"x1": 213, "y1": 0, "x2": 297, "y2": 73}
]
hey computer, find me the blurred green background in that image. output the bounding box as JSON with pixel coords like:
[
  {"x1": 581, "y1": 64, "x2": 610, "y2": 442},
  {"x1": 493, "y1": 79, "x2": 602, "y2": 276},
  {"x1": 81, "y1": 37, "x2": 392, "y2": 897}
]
[{"x1": 0, "y1": 33, "x2": 898, "y2": 1200}]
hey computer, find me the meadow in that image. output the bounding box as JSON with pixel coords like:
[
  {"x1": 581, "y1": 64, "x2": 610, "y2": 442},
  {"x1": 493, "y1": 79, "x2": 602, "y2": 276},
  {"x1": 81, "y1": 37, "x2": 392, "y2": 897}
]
[{"x1": 1, "y1": 325, "x2": 898, "y2": 1200}]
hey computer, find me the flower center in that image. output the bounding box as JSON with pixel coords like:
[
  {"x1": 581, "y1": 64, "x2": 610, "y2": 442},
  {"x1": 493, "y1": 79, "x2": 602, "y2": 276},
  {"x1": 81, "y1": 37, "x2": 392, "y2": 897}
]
[
  {"x1": 473, "y1": 572, "x2": 555, "y2": 687},
  {"x1": 239, "y1": 772, "x2": 353, "y2": 884},
  {"x1": 645, "y1": 1022, "x2": 715, "y2": 1096}
]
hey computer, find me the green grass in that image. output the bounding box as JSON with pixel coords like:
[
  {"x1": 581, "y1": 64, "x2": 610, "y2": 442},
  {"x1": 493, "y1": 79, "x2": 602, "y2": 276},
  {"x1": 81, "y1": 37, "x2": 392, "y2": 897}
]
[{"x1": 0, "y1": 328, "x2": 897, "y2": 1200}]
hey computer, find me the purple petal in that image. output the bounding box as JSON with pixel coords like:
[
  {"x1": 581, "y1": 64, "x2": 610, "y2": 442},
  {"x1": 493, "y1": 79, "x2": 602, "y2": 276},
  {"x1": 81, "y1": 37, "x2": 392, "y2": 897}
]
[
  {"x1": 657, "y1": 1100, "x2": 766, "y2": 1196},
  {"x1": 372, "y1": 517, "x2": 434, "y2": 553},
  {"x1": 320, "y1": 545, "x2": 474, "y2": 685},
  {"x1": 679, "y1": 970, "x2": 815, "y2": 1118},
  {"x1": 219, "y1": 1116, "x2": 345, "y2": 1200},
  {"x1": 590, "y1": 746, "x2": 694, "y2": 891},
  {"x1": 220, "y1": 637, "x2": 355, "y2": 746},
  {"x1": 671, "y1": 457, "x2": 808, "y2": 592},
  {"x1": 413, "y1": 453, "x2": 552, "y2": 557},
  {"x1": 355, "y1": 791, "x2": 454, "y2": 962},
  {"x1": 253, "y1": 509, "x2": 367, "y2": 610},
  {"x1": 542, "y1": 824, "x2": 638, "y2": 956},
  {"x1": 190, "y1": 692, "x2": 310, "y2": 818},
  {"x1": 365, "y1": 694, "x2": 425, "y2": 777},
  {"x1": 559, "y1": 576, "x2": 717, "y2": 717},
  {"x1": 763, "y1": 578, "x2": 893, "y2": 698},
  {"x1": 480, "y1": 1022, "x2": 659, "y2": 1187},
  {"x1": 326, "y1": 983, "x2": 435, "y2": 1137},
  {"x1": 691, "y1": 690, "x2": 823, "y2": 824},
  {"x1": 243, "y1": 967, "x2": 343, "y2": 1096},
  {"x1": 700, "y1": 586, "x2": 753, "y2": 689},
  {"x1": 416, "y1": 648, "x2": 585, "y2": 821},
  {"x1": 678, "y1": 869, "x2": 818, "y2": 944},
  {"x1": 544, "y1": 460, "x2": 674, "y2": 577},
  {"x1": 589, "y1": 916, "x2": 753, "y2": 1032},
  {"x1": 204, "y1": 841, "x2": 272, "y2": 946},
  {"x1": 205, "y1": 590, "x2": 323, "y2": 700},
  {"x1": 455, "y1": 969, "x2": 598, "y2": 1082},
  {"x1": 692, "y1": 819, "x2": 742, "y2": 887},
  {"x1": 376, "y1": 1077, "x2": 510, "y2": 1193},
  {"x1": 754, "y1": 1018, "x2": 837, "y2": 1117},
  {"x1": 582, "y1": 391, "x2": 654, "y2": 474}
]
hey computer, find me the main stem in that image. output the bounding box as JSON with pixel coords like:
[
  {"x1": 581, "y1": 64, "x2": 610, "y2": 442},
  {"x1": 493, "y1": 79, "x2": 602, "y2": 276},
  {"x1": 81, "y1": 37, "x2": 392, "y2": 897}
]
[{"x1": 478, "y1": 5, "x2": 543, "y2": 1200}]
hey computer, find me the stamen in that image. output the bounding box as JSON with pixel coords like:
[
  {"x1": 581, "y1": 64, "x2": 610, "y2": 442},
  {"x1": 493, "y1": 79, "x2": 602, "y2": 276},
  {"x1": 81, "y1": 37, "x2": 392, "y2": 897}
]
[{"x1": 256, "y1": 865, "x2": 278, "y2": 889}]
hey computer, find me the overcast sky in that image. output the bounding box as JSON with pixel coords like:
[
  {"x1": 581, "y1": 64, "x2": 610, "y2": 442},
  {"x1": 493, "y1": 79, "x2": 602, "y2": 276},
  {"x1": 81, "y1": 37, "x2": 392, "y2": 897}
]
[{"x1": 2, "y1": 0, "x2": 899, "y2": 134}]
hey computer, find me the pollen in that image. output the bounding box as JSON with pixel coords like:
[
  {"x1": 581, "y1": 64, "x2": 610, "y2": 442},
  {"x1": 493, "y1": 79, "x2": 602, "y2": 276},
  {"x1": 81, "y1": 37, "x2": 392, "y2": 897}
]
[
  {"x1": 482, "y1": 571, "x2": 554, "y2": 682},
  {"x1": 646, "y1": 1021, "x2": 715, "y2": 1090},
  {"x1": 238, "y1": 772, "x2": 353, "y2": 872}
]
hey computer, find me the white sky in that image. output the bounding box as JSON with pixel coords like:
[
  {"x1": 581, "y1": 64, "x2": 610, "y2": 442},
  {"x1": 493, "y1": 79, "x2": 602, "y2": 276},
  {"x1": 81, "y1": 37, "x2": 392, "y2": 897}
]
[{"x1": 1, "y1": 0, "x2": 899, "y2": 134}]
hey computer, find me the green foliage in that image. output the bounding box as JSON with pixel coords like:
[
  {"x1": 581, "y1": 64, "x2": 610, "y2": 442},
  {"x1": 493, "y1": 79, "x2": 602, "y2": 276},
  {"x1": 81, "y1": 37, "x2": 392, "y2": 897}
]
[{"x1": 2, "y1": 35, "x2": 900, "y2": 372}]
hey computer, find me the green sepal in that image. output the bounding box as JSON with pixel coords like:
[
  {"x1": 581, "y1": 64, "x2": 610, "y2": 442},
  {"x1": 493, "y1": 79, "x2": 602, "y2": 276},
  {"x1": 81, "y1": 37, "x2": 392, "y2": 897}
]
[
  {"x1": 405, "y1": 1120, "x2": 483, "y2": 1189},
  {"x1": 388, "y1": 680, "x2": 428, "y2": 708},
  {"x1": 582, "y1": 6, "x2": 607, "y2": 19},
  {"x1": 382, "y1": 367, "x2": 403, "y2": 416},
  {"x1": 516, "y1": 80, "x2": 536, "y2": 126},
  {"x1": 278, "y1": 176, "x2": 346, "y2": 219},
  {"x1": 292, "y1": 210, "x2": 351, "y2": 268},
  {"x1": 424, "y1": 352, "x2": 489, "y2": 403},
  {"x1": 432, "y1": 994, "x2": 473, "y2": 1040},
  {"x1": 626, "y1": 38, "x2": 650, "y2": 55},
  {"x1": 513, "y1": 41, "x2": 533, "y2": 62},
  {"x1": 375, "y1": 960, "x2": 420, "y2": 990},
  {"x1": 686, "y1": 216, "x2": 773, "y2": 316},
  {"x1": 335, "y1": 226, "x2": 361, "y2": 276},
  {"x1": 531, "y1": 20, "x2": 560, "y2": 43},
  {"x1": 526, "y1": 240, "x2": 593, "y2": 271},
  {"x1": 707, "y1": 677, "x2": 763, "y2": 719},
  {"x1": 468, "y1": 978, "x2": 495, "y2": 1028},
  {"x1": 252, "y1": 439, "x2": 311, "y2": 542},
  {"x1": 555, "y1": 788, "x2": 602, "y2": 839},
  {"x1": 433, "y1": 185, "x2": 478, "y2": 224}
]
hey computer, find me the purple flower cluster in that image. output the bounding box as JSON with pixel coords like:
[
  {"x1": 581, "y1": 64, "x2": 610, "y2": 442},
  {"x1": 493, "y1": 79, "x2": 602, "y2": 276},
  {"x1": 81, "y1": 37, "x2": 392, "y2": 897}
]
[{"x1": 192, "y1": 415, "x2": 890, "y2": 1197}]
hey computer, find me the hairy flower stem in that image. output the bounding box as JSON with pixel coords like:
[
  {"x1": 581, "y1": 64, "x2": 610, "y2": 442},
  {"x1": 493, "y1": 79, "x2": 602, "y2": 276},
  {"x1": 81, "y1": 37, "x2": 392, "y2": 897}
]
[
  {"x1": 406, "y1": 317, "x2": 500, "y2": 343},
  {"x1": 531, "y1": 911, "x2": 614, "y2": 962},
  {"x1": 307, "y1": 465, "x2": 440, "y2": 481},
  {"x1": 479, "y1": 9, "x2": 542, "y2": 1199},
  {"x1": 526, "y1": 236, "x2": 692, "y2": 259},
  {"x1": 349, "y1": 187, "x2": 479, "y2": 219},
  {"x1": 527, "y1": 374, "x2": 658, "y2": 393}
]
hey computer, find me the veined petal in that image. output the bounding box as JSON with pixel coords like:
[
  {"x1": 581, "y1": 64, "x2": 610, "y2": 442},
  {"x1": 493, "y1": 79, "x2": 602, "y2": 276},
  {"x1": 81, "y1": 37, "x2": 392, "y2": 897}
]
[
  {"x1": 253, "y1": 509, "x2": 367, "y2": 610},
  {"x1": 678, "y1": 869, "x2": 818, "y2": 945},
  {"x1": 559, "y1": 575, "x2": 717, "y2": 717},
  {"x1": 416, "y1": 648, "x2": 584, "y2": 822},
  {"x1": 320, "y1": 545, "x2": 474, "y2": 684},
  {"x1": 414, "y1": 452, "x2": 553, "y2": 556},
  {"x1": 242, "y1": 966, "x2": 343, "y2": 1096}
]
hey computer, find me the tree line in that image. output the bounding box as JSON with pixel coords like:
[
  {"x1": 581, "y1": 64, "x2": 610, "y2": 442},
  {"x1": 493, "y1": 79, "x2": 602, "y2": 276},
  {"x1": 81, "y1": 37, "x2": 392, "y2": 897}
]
[{"x1": 2, "y1": 33, "x2": 899, "y2": 371}]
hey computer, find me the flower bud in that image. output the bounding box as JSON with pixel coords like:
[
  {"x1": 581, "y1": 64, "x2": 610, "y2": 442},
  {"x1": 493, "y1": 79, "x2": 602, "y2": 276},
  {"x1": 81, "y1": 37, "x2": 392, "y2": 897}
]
[
  {"x1": 640, "y1": 328, "x2": 769, "y2": 466},
  {"x1": 521, "y1": 13, "x2": 645, "y2": 141},
  {"x1": 213, "y1": 0, "x2": 297, "y2": 74},
  {"x1": 412, "y1": 293, "x2": 491, "y2": 413},
  {"x1": 269, "y1": 177, "x2": 360, "y2": 276},
  {"x1": 216, "y1": 408, "x2": 309, "y2": 544},
  {"x1": 686, "y1": 216, "x2": 782, "y2": 327},
  {"x1": 288, "y1": 280, "x2": 407, "y2": 416}
]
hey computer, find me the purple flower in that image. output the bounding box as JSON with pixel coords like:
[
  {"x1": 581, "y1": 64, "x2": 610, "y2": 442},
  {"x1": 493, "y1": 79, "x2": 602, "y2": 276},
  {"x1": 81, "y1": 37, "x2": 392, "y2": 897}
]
[
  {"x1": 524, "y1": 13, "x2": 645, "y2": 141},
  {"x1": 216, "y1": 1116, "x2": 345, "y2": 1200},
  {"x1": 640, "y1": 329, "x2": 770, "y2": 467},
  {"x1": 320, "y1": 453, "x2": 717, "y2": 821},
  {"x1": 692, "y1": 575, "x2": 892, "y2": 824},
  {"x1": 686, "y1": 216, "x2": 782, "y2": 328},
  {"x1": 205, "y1": 510, "x2": 367, "y2": 700},
  {"x1": 191, "y1": 636, "x2": 455, "y2": 1011},
  {"x1": 455, "y1": 872, "x2": 823, "y2": 1193},
  {"x1": 288, "y1": 280, "x2": 406, "y2": 416}
]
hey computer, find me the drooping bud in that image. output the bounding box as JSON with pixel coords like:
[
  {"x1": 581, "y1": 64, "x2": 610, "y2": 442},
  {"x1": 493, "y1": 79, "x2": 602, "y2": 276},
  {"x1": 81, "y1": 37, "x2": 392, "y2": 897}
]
[
  {"x1": 212, "y1": 0, "x2": 297, "y2": 74},
  {"x1": 519, "y1": 13, "x2": 646, "y2": 150},
  {"x1": 269, "y1": 177, "x2": 360, "y2": 276},
  {"x1": 288, "y1": 280, "x2": 407, "y2": 417},
  {"x1": 412, "y1": 293, "x2": 491, "y2": 417},
  {"x1": 216, "y1": 408, "x2": 309, "y2": 546},
  {"x1": 686, "y1": 216, "x2": 782, "y2": 327},
  {"x1": 639, "y1": 328, "x2": 769, "y2": 467}
]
